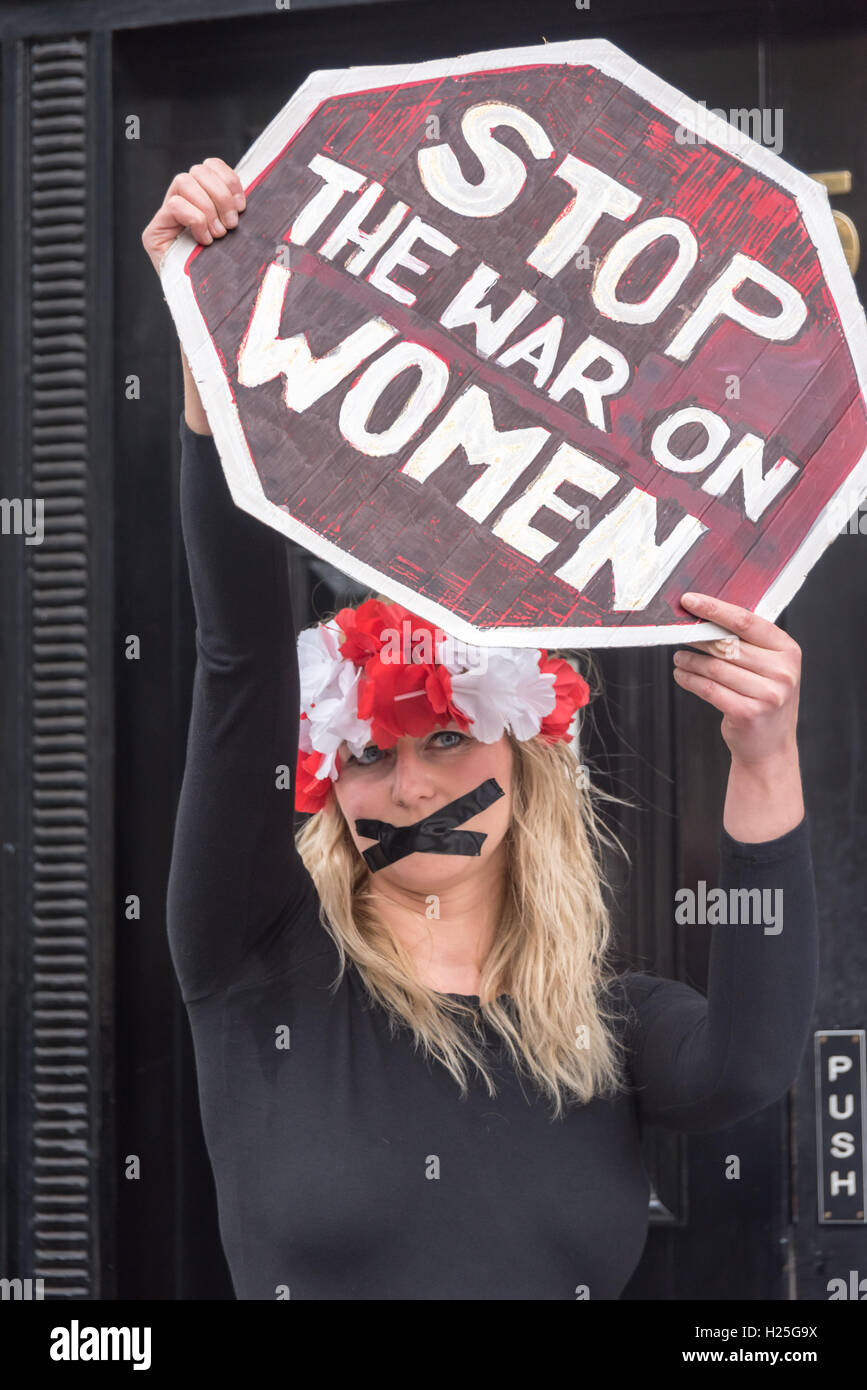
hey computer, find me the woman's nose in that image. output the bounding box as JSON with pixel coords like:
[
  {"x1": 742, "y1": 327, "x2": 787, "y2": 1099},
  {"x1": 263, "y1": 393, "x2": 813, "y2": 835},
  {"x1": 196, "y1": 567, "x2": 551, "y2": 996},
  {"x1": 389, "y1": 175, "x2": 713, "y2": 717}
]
[{"x1": 389, "y1": 741, "x2": 437, "y2": 808}]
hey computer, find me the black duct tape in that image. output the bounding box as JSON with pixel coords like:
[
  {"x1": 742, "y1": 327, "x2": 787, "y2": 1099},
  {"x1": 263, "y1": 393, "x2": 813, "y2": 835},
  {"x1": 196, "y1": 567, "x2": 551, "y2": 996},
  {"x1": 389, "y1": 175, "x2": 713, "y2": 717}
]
[{"x1": 355, "y1": 777, "x2": 505, "y2": 873}]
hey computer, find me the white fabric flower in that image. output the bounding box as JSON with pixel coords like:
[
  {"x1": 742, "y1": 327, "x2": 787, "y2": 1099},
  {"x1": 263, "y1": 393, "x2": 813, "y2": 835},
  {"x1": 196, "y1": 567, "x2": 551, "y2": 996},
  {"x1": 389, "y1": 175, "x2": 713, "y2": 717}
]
[
  {"x1": 298, "y1": 714, "x2": 313, "y2": 756},
  {"x1": 298, "y1": 622, "x2": 371, "y2": 779},
  {"x1": 448, "y1": 649, "x2": 556, "y2": 742},
  {"x1": 434, "y1": 633, "x2": 487, "y2": 674},
  {"x1": 297, "y1": 622, "x2": 344, "y2": 707}
]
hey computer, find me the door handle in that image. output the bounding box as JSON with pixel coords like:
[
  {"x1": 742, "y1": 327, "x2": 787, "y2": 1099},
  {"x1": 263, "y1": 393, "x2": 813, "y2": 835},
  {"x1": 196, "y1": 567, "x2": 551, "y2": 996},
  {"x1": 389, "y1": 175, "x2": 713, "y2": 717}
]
[{"x1": 809, "y1": 170, "x2": 860, "y2": 274}]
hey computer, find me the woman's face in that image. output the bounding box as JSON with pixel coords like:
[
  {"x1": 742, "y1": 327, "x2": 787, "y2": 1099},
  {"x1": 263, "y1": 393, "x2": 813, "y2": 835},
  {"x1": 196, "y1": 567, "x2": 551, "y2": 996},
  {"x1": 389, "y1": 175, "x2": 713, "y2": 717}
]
[{"x1": 333, "y1": 720, "x2": 514, "y2": 893}]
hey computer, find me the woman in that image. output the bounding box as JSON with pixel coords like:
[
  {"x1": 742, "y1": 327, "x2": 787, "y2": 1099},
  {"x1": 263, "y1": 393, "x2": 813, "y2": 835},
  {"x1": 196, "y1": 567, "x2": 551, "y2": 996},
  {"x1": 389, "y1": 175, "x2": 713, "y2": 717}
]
[{"x1": 144, "y1": 159, "x2": 818, "y2": 1301}]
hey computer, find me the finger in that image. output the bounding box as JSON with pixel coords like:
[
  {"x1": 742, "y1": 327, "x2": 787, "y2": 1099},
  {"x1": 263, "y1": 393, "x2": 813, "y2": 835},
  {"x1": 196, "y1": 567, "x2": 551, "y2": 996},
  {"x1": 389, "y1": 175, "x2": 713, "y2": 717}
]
[
  {"x1": 679, "y1": 592, "x2": 794, "y2": 652},
  {"x1": 682, "y1": 637, "x2": 789, "y2": 678},
  {"x1": 161, "y1": 192, "x2": 218, "y2": 246},
  {"x1": 165, "y1": 171, "x2": 221, "y2": 235},
  {"x1": 187, "y1": 161, "x2": 243, "y2": 231},
  {"x1": 673, "y1": 648, "x2": 786, "y2": 703},
  {"x1": 672, "y1": 664, "x2": 766, "y2": 719},
  {"x1": 202, "y1": 157, "x2": 247, "y2": 207}
]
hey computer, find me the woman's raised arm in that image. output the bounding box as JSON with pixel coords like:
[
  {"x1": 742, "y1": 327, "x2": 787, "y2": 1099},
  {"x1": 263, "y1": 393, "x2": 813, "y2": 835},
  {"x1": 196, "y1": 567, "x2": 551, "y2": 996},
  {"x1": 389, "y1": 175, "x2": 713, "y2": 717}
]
[
  {"x1": 624, "y1": 595, "x2": 818, "y2": 1130},
  {"x1": 143, "y1": 160, "x2": 323, "y2": 1003}
]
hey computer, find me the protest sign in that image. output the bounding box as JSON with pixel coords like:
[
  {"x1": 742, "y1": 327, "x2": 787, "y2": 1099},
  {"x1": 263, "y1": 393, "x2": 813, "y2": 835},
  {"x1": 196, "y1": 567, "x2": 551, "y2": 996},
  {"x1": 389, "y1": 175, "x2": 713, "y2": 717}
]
[{"x1": 161, "y1": 39, "x2": 867, "y2": 646}]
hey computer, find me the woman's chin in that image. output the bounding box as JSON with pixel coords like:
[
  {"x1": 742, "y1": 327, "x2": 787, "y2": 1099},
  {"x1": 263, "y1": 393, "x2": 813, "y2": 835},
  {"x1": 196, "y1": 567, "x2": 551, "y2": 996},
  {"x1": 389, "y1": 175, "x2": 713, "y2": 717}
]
[{"x1": 372, "y1": 851, "x2": 483, "y2": 892}]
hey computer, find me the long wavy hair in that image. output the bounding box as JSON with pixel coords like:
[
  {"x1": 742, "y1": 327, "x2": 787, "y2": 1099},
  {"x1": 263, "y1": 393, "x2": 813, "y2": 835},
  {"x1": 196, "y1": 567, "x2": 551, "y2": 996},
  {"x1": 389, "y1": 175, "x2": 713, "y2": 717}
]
[{"x1": 295, "y1": 619, "x2": 634, "y2": 1119}]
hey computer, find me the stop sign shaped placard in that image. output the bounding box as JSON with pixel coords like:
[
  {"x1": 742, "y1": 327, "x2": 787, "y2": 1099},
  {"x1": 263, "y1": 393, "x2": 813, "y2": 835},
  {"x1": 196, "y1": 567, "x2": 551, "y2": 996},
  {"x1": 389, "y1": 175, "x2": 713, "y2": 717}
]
[{"x1": 160, "y1": 38, "x2": 867, "y2": 647}]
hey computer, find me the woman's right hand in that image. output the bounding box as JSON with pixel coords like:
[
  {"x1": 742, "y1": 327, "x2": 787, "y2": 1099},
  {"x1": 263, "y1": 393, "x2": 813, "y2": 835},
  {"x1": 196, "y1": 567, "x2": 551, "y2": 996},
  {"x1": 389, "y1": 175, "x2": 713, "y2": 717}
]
[{"x1": 141, "y1": 157, "x2": 247, "y2": 276}]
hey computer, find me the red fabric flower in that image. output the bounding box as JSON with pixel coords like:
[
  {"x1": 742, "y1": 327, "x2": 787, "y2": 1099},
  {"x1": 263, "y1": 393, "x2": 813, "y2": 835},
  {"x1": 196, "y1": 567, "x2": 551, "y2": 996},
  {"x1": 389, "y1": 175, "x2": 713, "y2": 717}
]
[
  {"x1": 357, "y1": 656, "x2": 471, "y2": 748},
  {"x1": 333, "y1": 598, "x2": 408, "y2": 664},
  {"x1": 331, "y1": 598, "x2": 470, "y2": 750},
  {"x1": 294, "y1": 746, "x2": 337, "y2": 814},
  {"x1": 537, "y1": 655, "x2": 591, "y2": 743}
]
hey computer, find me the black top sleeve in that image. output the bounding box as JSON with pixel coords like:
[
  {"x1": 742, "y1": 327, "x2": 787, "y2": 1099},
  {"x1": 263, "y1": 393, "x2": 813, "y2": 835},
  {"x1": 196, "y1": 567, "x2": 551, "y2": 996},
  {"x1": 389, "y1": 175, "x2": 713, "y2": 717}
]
[
  {"x1": 622, "y1": 814, "x2": 818, "y2": 1133},
  {"x1": 166, "y1": 412, "x2": 323, "y2": 1004}
]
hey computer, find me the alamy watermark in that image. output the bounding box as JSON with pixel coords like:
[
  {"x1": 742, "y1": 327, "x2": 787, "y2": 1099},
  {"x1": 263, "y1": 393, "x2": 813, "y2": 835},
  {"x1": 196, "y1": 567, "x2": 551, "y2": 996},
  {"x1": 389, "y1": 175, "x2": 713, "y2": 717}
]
[
  {"x1": 378, "y1": 620, "x2": 490, "y2": 673},
  {"x1": 675, "y1": 882, "x2": 783, "y2": 934},
  {"x1": 675, "y1": 102, "x2": 784, "y2": 155},
  {"x1": 1, "y1": 1276, "x2": 44, "y2": 1299},
  {"x1": 825, "y1": 488, "x2": 867, "y2": 536},
  {"x1": 49, "y1": 1320, "x2": 151, "y2": 1370},
  {"x1": 0, "y1": 497, "x2": 44, "y2": 545}
]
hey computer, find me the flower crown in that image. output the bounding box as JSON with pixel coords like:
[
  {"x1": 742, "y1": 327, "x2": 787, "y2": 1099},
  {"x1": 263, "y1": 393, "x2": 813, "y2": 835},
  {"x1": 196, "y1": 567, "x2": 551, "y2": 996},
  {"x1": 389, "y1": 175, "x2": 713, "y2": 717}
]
[{"x1": 294, "y1": 597, "x2": 590, "y2": 813}]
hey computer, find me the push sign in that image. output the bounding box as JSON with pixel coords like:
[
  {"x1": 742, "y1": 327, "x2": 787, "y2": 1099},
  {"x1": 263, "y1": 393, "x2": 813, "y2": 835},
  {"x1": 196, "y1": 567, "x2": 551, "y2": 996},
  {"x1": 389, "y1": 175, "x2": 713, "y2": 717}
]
[
  {"x1": 815, "y1": 1031, "x2": 866, "y2": 1224},
  {"x1": 161, "y1": 38, "x2": 867, "y2": 648}
]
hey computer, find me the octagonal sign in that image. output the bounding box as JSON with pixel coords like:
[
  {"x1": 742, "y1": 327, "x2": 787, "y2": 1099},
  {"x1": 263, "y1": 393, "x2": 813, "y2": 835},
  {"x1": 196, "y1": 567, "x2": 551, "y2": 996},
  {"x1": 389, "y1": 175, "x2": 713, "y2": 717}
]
[{"x1": 160, "y1": 38, "x2": 867, "y2": 647}]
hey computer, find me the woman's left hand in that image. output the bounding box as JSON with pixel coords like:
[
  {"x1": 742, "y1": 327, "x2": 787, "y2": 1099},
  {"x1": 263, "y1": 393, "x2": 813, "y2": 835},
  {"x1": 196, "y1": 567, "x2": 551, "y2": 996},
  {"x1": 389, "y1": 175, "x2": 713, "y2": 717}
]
[{"x1": 673, "y1": 592, "x2": 801, "y2": 768}]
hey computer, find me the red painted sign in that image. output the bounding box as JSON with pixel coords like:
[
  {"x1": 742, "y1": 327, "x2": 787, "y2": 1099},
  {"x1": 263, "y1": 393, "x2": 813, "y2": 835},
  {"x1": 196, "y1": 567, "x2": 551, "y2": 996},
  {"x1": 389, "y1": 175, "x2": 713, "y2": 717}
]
[{"x1": 161, "y1": 39, "x2": 867, "y2": 647}]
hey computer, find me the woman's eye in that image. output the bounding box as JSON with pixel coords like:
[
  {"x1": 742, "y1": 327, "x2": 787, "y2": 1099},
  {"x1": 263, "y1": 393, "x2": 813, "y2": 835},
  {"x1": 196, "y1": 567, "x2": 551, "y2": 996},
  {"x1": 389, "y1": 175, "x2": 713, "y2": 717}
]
[
  {"x1": 344, "y1": 746, "x2": 383, "y2": 767},
  {"x1": 432, "y1": 730, "x2": 466, "y2": 749},
  {"x1": 347, "y1": 731, "x2": 468, "y2": 766}
]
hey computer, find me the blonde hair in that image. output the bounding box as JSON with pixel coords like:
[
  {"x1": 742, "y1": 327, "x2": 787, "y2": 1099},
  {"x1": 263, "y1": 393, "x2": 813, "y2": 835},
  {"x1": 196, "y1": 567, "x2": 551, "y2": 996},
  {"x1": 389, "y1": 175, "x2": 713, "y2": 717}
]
[{"x1": 295, "y1": 611, "x2": 635, "y2": 1118}]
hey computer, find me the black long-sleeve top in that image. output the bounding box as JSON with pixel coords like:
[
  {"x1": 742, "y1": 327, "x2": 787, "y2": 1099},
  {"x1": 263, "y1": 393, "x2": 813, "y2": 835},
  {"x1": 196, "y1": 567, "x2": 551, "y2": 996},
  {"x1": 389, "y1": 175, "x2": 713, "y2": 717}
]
[{"x1": 166, "y1": 411, "x2": 819, "y2": 1301}]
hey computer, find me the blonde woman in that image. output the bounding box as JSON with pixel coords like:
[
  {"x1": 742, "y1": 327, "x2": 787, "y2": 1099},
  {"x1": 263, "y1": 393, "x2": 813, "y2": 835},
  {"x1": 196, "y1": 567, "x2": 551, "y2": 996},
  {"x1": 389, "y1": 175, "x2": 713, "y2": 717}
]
[{"x1": 144, "y1": 158, "x2": 818, "y2": 1301}]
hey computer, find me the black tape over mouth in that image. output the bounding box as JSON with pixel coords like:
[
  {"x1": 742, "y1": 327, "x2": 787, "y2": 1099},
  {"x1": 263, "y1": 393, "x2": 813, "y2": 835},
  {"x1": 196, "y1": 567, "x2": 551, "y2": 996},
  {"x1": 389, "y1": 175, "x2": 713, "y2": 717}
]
[{"x1": 355, "y1": 778, "x2": 505, "y2": 872}]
